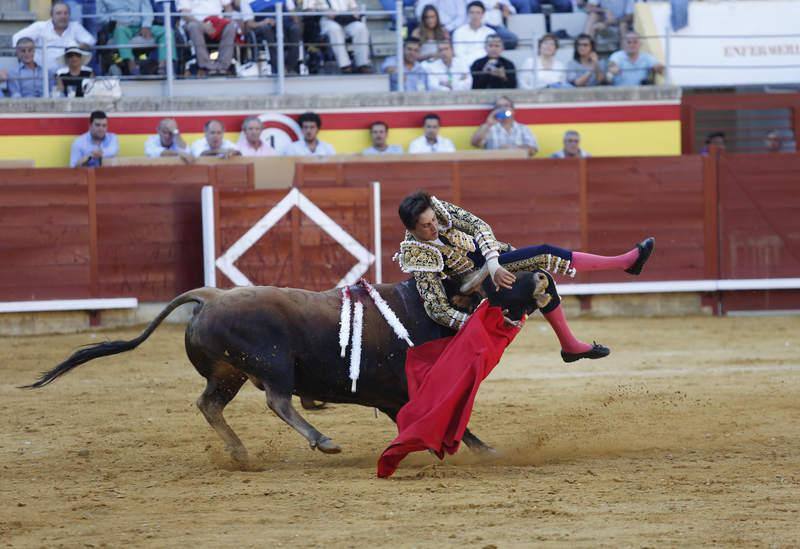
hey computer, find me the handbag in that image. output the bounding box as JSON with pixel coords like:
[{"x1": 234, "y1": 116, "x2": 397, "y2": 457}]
[{"x1": 82, "y1": 77, "x2": 123, "y2": 99}]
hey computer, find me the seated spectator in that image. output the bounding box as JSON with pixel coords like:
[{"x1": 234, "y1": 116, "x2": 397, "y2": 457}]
[
  {"x1": 13, "y1": 2, "x2": 96, "y2": 71},
  {"x1": 178, "y1": 0, "x2": 236, "y2": 75},
  {"x1": 70, "y1": 111, "x2": 119, "y2": 168},
  {"x1": 97, "y1": 0, "x2": 175, "y2": 76},
  {"x1": 55, "y1": 46, "x2": 93, "y2": 98},
  {"x1": 362, "y1": 121, "x2": 404, "y2": 155},
  {"x1": 470, "y1": 96, "x2": 538, "y2": 156},
  {"x1": 7, "y1": 37, "x2": 54, "y2": 98},
  {"x1": 282, "y1": 111, "x2": 336, "y2": 156},
  {"x1": 453, "y1": 1, "x2": 494, "y2": 67},
  {"x1": 191, "y1": 119, "x2": 242, "y2": 157},
  {"x1": 765, "y1": 130, "x2": 788, "y2": 153},
  {"x1": 415, "y1": 0, "x2": 466, "y2": 34},
  {"x1": 425, "y1": 40, "x2": 472, "y2": 91},
  {"x1": 411, "y1": 5, "x2": 450, "y2": 62},
  {"x1": 304, "y1": 0, "x2": 372, "y2": 73},
  {"x1": 520, "y1": 33, "x2": 567, "y2": 89},
  {"x1": 583, "y1": 0, "x2": 633, "y2": 42},
  {"x1": 471, "y1": 34, "x2": 516, "y2": 89},
  {"x1": 408, "y1": 113, "x2": 456, "y2": 154},
  {"x1": 382, "y1": 37, "x2": 429, "y2": 92},
  {"x1": 567, "y1": 33, "x2": 605, "y2": 87},
  {"x1": 551, "y1": 130, "x2": 590, "y2": 158},
  {"x1": 237, "y1": 116, "x2": 278, "y2": 156},
  {"x1": 479, "y1": 0, "x2": 518, "y2": 51},
  {"x1": 145, "y1": 118, "x2": 193, "y2": 162},
  {"x1": 511, "y1": 0, "x2": 572, "y2": 14},
  {"x1": 607, "y1": 31, "x2": 664, "y2": 86},
  {"x1": 240, "y1": 0, "x2": 301, "y2": 74},
  {"x1": 700, "y1": 131, "x2": 725, "y2": 155}
]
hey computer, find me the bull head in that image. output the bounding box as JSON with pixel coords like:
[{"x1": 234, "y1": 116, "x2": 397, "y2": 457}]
[{"x1": 487, "y1": 270, "x2": 552, "y2": 321}]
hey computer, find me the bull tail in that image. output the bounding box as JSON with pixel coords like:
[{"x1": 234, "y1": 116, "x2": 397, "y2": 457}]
[{"x1": 22, "y1": 287, "x2": 219, "y2": 389}]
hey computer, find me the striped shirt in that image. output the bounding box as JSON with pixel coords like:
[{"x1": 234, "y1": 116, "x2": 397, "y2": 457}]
[{"x1": 485, "y1": 120, "x2": 538, "y2": 151}]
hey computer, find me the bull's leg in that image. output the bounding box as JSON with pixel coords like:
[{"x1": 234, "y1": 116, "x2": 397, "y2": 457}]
[
  {"x1": 196, "y1": 364, "x2": 250, "y2": 463},
  {"x1": 462, "y1": 428, "x2": 496, "y2": 454},
  {"x1": 264, "y1": 385, "x2": 342, "y2": 454},
  {"x1": 300, "y1": 397, "x2": 327, "y2": 410}
]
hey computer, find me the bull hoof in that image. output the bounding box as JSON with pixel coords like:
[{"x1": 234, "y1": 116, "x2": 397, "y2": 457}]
[
  {"x1": 227, "y1": 445, "x2": 250, "y2": 464},
  {"x1": 300, "y1": 398, "x2": 328, "y2": 410},
  {"x1": 310, "y1": 436, "x2": 341, "y2": 454},
  {"x1": 471, "y1": 444, "x2": 498, "y2": 456}
]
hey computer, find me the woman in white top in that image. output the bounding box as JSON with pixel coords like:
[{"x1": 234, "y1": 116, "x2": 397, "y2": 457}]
[{"x1": 519, "y1": 33, "x2": 568, "y2": 90}]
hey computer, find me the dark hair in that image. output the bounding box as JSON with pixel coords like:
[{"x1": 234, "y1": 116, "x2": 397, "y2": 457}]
[
  {"x1": 485, "y1": 33, "x2": 502, "y2": 45},
  {"x1": 398, "y1": 191, "x2": 433, "y2": 230},
  {"x1": 89, "y1": 110, "x2": 107, "y2": 123},
  {"x1": 418, "y1": 5, "x2": 448, "y2": 41},
  {"x1": 538, "y1": 32, "x2": 559, "y2": 50},
  {"x1": 204, "y1": 119, "x2": 224, "y2": 131},
  {"x1": 705, "y1": 131, "x2": 725, "y2": 144},
  {"x1": 466, "y1": 0, "x2": 485, "y2": 12},
  {"x1": 50, "y1": 1, "x2": 69, "y2": 15},
  {"x1": 573, "y1": 33, "x2": 595, "y2": 61},
  {"x1": 298, "y1": 111, "x2": 322, "y2": 128},
  {"x1": 370, "y1": 120, "x2": 388, "y2": 131},
  {"x1": 423, "y1": 113, "x2": 440, "y2": 124},
  {"x1": 405, "y1": 36, "x2": 422, "y2": 47}
]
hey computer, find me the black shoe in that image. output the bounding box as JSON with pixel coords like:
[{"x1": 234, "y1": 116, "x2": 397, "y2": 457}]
[
  {"x1": 561, "y1": 342, "x2": 610, "y2": 363},
  {"x1": 625, "y1": 237, "x2": 655, "y2": 275}
]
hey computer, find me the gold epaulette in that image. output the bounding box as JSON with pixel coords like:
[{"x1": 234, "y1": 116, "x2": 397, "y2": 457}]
[{"x1": 394, "y1": 241, "x2": 445, "y2": 274}]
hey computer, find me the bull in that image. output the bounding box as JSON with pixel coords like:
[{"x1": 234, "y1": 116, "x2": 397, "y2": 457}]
[{"x1": 25, "y1": 271, "x2": 552, "y2": 464}]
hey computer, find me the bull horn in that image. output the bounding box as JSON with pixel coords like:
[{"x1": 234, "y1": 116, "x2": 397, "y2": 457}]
[{"x1": 459, "y1": 264, "x2": 490, "y2": 294}]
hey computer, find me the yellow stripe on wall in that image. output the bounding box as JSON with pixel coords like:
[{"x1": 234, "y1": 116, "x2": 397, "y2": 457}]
[{"x1": 0, "y1": 122, "x2": 679, "y2": 167}]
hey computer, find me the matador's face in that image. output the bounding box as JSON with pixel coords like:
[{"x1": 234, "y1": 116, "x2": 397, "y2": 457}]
[{"x1": 411, "y1": 208, "x2": 439, "y2": 242}]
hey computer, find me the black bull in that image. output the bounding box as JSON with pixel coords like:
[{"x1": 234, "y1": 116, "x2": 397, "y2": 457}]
[{"x1": 27, "y1": 271, "x2": 553, "y2": 463}]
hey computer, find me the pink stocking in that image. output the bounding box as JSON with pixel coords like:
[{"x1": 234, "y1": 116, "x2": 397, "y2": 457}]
[{"x1": 542, "y1": 304, "x2": 592, "y2": 354}]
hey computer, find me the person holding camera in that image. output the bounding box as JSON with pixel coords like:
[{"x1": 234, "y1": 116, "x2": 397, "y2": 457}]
[
  {"x1": 470, "y1": 96, "x2": 538, "y2": 156},
  {"x1": 470, "y1": 33, "x2": 516, "y2": 89}
]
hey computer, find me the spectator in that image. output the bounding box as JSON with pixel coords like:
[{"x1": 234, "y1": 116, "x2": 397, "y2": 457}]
[
  {"x1": 470, "y1": 96, "x2": 538, "y2": 156},
  {"x1": 97, "y1": 0, "x2": 175, "y2": 76},
  {"x1": 178, "y1": 0, "x2": 236, "y2": 75},
  {"x1": 362, "y1": 121, "x2": 404, "y2": 155},
  {"x1": 191, "y1": 119, "x2": 241, "y2": 157},
  {"x1": 607, "y1": 31, "x2": 664, "y2": 86},
  {"x1": 452, "y1": 1, "x2": 494, "y2": 67},
  {"x1": 144, "y1": 118, "x2": 193, "y2": 162},
  {"x1": 382, "y1": 37, "x2": 429, "y2": 92},
  {"x1": 583, "y1": 0, "x2": 633, "y2": 42},
  {"x1": 304, "y1": 0, "x2": 372, "y2": 73},
  {"x1": 70, "y1": 111, "x2": 119, "y2": 168},
  {"x1": 765, "y1": 130, "x2": 786, "y2": 153},
  {"x1": 700, "y1": 131, "x2": 725, "y2": 155},
  {"x1": 470, "y1": 34, "x2": 516, "y2": 89},
  {"x1": 282, "y1": 112, "x2": 336, "y2": 156},
  {"x1": 54, "y1": 46, "x2": 93, "y2": 98},
  {"x1": 567, "y1": 33, "x2": 605, "y2": 87},
  {"x1": 237, "y1": 116, "x2": 278, "y2": 156},
  {"x1": 511, "y1": 0, "x2": 572, "y2": 14},
  {"x1": 13, "y1": 2, "x2": 96, "y2": 71},
  {"x1": 7, "y1": 37, "x2": 54, "y2": 98},
  {"x1": 414, "y1": 0, "x2": 466, "y2": 34},
  {"x1": 519, "y1": 33, "x2": 568, "y2": 89},
  {"x1": 551, "y1": 130, "x2": 590, "y2": 158},
  {"x1": 240, "y1": 0, "x2": 301, "y2": 74},
  {"x1": 408, "y1": 113, "x2": 456, "y2": 154},
  {"x1": 425, "y1": 40, "x2": 472, "y2": 91},
  {"x1": 479, "y1": 0, "x2": 518, "y2": 51},
  {"x1": 411, "y1": 5, "x2": 450, "y2": 61}
]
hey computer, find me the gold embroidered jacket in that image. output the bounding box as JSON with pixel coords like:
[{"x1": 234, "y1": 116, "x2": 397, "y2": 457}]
[{"x1": 394, "y1": 197, "x2": 510, "y2": 330}]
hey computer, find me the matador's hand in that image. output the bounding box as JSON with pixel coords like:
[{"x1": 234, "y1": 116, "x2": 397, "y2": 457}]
[{"x1": 492, "y1": 266, "x2": 516, "y2": 290}]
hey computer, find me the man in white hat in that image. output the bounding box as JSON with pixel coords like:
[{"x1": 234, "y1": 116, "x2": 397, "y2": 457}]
[
  {"x1": 54, "y1": 46, "x2": 93, "y2": 97},
  {"x1": 12, "y1": 1, "x2": 95, "y2": 71}
]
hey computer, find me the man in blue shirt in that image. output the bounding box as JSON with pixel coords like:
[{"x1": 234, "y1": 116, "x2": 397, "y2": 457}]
[
  {"x1": 381, "y1": 37, "x2": 429, "y2": 92},
  {"x1": 607, "y1": 31, "x2": 664, "y2": 86},
  {"x1": 70, "y1": 111, "x2": 120, "y2": 167},
  {"x1": 7, "y1": 37, "x2": 54, "y2": 98}
]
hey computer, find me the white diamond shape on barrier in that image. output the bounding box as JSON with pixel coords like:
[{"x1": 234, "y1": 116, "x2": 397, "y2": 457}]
[{"x1": 215, "y1": 188, "x2": 375, "y2": 288}]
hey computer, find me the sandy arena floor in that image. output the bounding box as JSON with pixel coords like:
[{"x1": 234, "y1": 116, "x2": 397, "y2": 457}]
[{"x1": 1, "y1": 315, "x2": 799, "y2": 547}]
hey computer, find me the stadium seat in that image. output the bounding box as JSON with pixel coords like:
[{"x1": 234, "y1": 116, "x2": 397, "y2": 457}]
[
  {"x1": 504, "y1": 46, "x2": 533, "y2": 73},
  {"x1": 549, "y1": 12, "x2": 588, "y2": 39},
  {"x1": 507, "y1": 14, "x2": 546, "y2": 45}
]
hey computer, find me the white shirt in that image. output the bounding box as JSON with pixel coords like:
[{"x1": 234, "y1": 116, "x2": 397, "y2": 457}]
[
  {"x1": 190, "y1": 137, "x2": 239, "y2": 157},
  {"x1": 452, "y1": 24, "x2": 493, "y2": 68},
  {"x1": 12, "y1": 20, "x2": 96, "y2": 70},
  {"x1": 239, "y1": 0, "x2": 296, "y2": 21},
  {"x1": 519, "y1": 57, "x2": 567, "y2": 89},
  {"x1": 177, "y1": 0, "x2": 232, "y2": 22},
  {"x1": 282, "y1": 139, "x2": 336, "y2": 157},
  {"x1": 144, "y1": 134, "x2": 189, "y2": 157},
  {"x1": 408, "y1": 135, "x2": 456, "y2": 154},
  {"x1": 479, "y1": 0, "x2": 515, "y2": 28},
  {"x1": 424, "y1": 56, "x2": 473, "y2": 91},
  {"x1": 237, "y1": 136, "x2": 278, "y2": 157}
]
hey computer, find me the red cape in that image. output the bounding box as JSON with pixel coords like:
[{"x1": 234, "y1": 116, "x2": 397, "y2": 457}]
[{"x1": 377, "y1": 301, "x2": 521, "y2": 478}]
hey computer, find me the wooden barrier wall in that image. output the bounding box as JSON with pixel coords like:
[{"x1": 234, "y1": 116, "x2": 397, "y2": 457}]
[{"x1": 0, "y1": 165, "x2": 252, "y2": 301}]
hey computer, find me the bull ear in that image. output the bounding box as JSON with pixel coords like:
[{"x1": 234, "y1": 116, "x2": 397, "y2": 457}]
[{"x1": 532, "y1": 272, "x2": 551, "y2": 309}]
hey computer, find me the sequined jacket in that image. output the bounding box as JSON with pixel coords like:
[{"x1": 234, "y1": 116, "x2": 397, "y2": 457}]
[{"x1": 393, "y1": 197, "x2": 510, "y2": 330}]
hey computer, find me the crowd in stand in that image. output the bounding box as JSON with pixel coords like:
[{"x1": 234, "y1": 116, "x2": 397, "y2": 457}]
[{"x1": 1, "y1": 0, "x2": 668, "y2": 96}]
